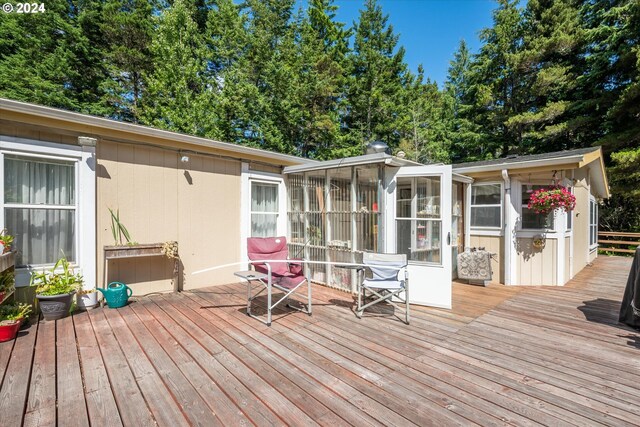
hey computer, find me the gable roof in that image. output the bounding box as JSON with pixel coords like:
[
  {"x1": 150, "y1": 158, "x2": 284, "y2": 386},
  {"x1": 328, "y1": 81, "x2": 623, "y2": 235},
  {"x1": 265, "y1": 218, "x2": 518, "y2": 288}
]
[
  {"x1": 453, "y1": 147, "x2": 600, "y2": 170},
  {"x1": 454, "y1": 146, "x2": 609, "y2": 198}
]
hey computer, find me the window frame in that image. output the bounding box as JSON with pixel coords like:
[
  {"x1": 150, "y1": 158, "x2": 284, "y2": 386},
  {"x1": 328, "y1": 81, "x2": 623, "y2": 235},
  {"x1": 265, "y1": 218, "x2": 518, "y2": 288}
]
[
  {"x1": 395, "y1": 175, "x2": 443, "y2": 266},
  {"x1": 518, "y1": 182, "x2": 557, "y2": 232},
  {"x1": 1, "y1": 151, "x2": 80, "y2": 268},
  {"x1": 249, "y1": 178, "x2": 281, "y2": 238},
  {"x1": 470, "y1": 182, "x2": 503, "y2": 231},
  {"x1": 589, "y1": 195, "x2": 598, "y2": 250}
]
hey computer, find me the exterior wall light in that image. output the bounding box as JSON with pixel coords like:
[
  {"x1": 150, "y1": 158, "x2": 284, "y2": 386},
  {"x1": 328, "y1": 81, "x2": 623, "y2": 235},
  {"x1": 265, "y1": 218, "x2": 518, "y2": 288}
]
[{"x1": 180, "y1": 155, "x2": 190, "y2": 163}]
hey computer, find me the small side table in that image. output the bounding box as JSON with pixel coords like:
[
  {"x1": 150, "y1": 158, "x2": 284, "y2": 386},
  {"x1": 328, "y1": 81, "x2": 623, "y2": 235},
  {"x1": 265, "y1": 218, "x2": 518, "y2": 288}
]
[{"x1": 234, "y1": 270, "x2": 268, "y2": 323}]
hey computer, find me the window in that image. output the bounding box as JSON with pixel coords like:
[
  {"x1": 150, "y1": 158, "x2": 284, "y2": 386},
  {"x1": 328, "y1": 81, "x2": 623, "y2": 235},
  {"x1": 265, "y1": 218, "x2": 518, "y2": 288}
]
[
  {"x1": 470, "y1": 184, "x2": 502, "y2": 228},
  {"x1": 396, "y1": 176, "x2": 442, "y2": 264},
  {"x1": 4, "y1": 155, "x2": 77, "y2": 267},
  {"x1": 250, "y1": 181, "x2": 278, "y2": 237},
  {"x1": 589, "y1": 197, "x2": 598, "y2": 249},
  {"x1": 521, "y1": 184, "x2": 554, "y2": 230}
]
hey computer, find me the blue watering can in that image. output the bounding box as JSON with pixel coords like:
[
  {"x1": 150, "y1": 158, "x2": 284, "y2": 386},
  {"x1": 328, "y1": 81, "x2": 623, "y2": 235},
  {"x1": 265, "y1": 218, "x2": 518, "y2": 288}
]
[{"x1": 97, "y1": 282, "x2": 132, "y2": 308}]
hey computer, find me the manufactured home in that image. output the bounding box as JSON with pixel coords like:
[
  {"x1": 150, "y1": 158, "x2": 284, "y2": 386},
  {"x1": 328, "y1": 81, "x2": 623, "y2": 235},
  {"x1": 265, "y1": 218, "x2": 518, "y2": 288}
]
[{"x1": 0, "y1": 99, "x2": 609, "y2": 309}]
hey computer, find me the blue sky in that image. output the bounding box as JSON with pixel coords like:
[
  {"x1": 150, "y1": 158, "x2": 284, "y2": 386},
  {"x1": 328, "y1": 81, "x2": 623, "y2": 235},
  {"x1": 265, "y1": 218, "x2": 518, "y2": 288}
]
[{"x1": 297, "y1": 0, "x2": 497, "y2": 86}]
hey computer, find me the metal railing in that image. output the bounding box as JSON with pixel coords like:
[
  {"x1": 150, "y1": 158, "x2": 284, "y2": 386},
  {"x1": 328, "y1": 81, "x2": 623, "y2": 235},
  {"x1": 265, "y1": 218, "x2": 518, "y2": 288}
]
[{"x1": 598, "y1": 232, "x2": 640, "y2": 254}]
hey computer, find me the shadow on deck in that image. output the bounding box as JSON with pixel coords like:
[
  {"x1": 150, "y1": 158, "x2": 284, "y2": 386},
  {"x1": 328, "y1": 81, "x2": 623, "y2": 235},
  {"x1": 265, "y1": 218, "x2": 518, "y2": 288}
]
[{"x1": 1, "y1": 256, "x2": 639, "y2": 426}]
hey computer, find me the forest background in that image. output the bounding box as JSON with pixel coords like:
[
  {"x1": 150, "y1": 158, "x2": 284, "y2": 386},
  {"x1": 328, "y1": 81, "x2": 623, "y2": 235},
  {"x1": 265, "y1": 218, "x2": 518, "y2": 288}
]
[{"x1": 1, "y1": 0, "x2": 638, "y2": 230}]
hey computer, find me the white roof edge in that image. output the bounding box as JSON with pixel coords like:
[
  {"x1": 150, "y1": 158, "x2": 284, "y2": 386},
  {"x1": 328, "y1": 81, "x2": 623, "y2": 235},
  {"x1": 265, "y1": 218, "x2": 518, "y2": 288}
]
[
  {"x1": 283, "y1": 153, "x2": 420, "y2": 174},
  {"x1": 453, "y1": 173, "x2": 474, "y2": 183},
  {"x1": 453, "y1": 155, "x2": 584, "y2": 174},
  {"x1": 0, "y1": 98, "x2": 316, "y2": 165}
]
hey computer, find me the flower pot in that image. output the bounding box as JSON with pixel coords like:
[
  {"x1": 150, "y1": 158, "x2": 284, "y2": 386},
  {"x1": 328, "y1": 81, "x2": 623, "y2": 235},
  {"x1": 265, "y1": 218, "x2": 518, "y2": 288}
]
[
  {"x1": 36, "y1": 292, "x2": 76, "y2": 321},
  {"x1": 0, "y1": 319, "x2": 21, "y2": 342},
  {"x1": 77, "y1": 291, "x2": 98, "y2": 310}
]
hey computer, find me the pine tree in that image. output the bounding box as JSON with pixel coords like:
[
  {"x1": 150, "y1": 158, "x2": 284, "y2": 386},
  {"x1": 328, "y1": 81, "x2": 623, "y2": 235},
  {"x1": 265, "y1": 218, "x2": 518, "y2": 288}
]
[
  {"x1": 101, "y1": 0, "x2": 155, "y2": 122},
  {"x1": 140, "y1": 0, "x2": 213, "y2": 135},
  {"x1": 506, "y1": 0, "x2": 586, "y2": 153},
  {"x1": 296, "y1": 0, "x2": 350, "y2": 159},
  {"x1": 345, "y1": 0, "x2": 409, "y2": 152},
  {"x1": 0, "y1": 0, "x2": 107, "y2": 113},
  {"x1": 466, "y1": 0, "x2": 526, "y2": 158},
  {"x1": 445, "y1": 40, "x2": 484, "y2": 162}
]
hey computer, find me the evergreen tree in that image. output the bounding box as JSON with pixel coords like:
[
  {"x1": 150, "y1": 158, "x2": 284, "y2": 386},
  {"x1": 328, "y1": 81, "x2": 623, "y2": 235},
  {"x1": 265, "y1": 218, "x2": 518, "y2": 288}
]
[
  {"x1": 445, "y1": 40, "x2": 484, "y2": 162},
  {"x1": 506, "y1": 0, "x2": 586, "y2": 153},
  {"x1": 296, "y1": 0, "x2": 350, "y2": 159},
  {"x1": 101, "y1": 0, "x2": 155, "y2": 122},
  {"x1": 205, "y1": 0, "x2": 256, "y2": 143},
  {"x1": 0, "y1": 0, "x2": 107, "y2": 114},
  {"x1": 467, "y1": 0, "x2": 526, "y2": 158},
  {"x1": 399, "y1": 66, "x2": 452, "y2": 163},
  {"x1": 345, "y1": 0, "x2": 409, "y2": 152},
  {"x1": 140, "y1": 0, "x2": 213, "y2": 135}
]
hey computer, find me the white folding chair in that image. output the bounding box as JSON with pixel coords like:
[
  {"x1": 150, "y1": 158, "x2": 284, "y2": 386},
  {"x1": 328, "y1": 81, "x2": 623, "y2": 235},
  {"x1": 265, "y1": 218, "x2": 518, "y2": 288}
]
[{"x1": 356, "y1": 252, "x2": 409, "y2": 324}]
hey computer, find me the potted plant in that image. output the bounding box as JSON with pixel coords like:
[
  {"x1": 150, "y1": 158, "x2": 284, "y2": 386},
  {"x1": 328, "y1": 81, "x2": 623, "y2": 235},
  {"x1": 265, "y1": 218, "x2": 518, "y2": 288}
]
[
  {"x1": 76, "y1": 288, "x2": 99, "y2": 310},
  {"x1": 0, "y1": 303, "x2": 31, "y2": 342},
  {"x1": 527, "y1": 186, "x2": 576, "y2": 215},
  {"x1": 0, "y1": 270, "x2": 14, "y2": 303},
  {"x1": 31, "y1": 256, "x2": 83, "y2": 321},
  {"x1": 0, "y1": 229, "x2": 14, "y2": 254}
]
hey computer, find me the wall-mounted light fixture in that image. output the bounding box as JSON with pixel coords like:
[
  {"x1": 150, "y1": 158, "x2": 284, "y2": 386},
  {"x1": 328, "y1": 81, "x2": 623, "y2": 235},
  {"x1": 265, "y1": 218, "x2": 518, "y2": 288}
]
[{"x1": 180, "y1": 155, "x2": 190, "y2": 163}]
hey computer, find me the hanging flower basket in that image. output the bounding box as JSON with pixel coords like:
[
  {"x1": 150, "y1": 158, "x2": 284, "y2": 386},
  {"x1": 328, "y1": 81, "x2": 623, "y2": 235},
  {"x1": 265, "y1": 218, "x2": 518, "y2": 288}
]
[{"x1": 528, "y1": 186, "x2": 576, "y2": 215}]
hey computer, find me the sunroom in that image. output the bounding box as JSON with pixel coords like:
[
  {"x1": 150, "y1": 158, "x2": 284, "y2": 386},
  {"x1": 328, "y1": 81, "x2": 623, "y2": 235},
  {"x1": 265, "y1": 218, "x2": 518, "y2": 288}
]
[{"x1": 282, "y1": 144, "x2": 473, "y2": 309}]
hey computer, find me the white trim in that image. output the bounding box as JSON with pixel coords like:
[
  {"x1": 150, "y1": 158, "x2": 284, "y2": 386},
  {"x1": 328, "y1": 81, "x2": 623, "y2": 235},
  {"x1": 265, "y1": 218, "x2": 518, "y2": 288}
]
[
  {"x1": 588, "y1": 195, "x2": 598, "y2": 251},
  {"x1": 240, "y1": 166, "x2": 287, "y2": 244},
  {"x1": 470, "y1": 229, "x2": 504, "y2": 237},
  {"x1": 454, "y1": 155, "x2": 584, "y2": 174},
  {"x1": 0, "y1": 136, "x2": 96, "y2": 288}
]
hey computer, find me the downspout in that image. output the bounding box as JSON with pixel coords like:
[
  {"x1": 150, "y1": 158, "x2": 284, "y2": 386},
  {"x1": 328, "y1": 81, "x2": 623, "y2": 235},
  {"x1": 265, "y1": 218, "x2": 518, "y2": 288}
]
[{"x1": 501, "y1": 169, "x2": 512, "y2": 285}]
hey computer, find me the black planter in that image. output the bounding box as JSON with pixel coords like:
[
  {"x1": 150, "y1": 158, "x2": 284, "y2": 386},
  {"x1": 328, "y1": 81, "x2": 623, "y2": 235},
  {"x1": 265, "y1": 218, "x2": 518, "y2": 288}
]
[{"x1": 36, "y1": 292, "x2": 75, "y2": 321}]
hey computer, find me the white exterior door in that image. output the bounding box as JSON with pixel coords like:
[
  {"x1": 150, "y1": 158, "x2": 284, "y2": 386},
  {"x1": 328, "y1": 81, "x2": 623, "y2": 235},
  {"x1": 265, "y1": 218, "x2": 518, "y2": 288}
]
[{"x1": 388, "y1": 165, "x2": 453, "y2": 308}]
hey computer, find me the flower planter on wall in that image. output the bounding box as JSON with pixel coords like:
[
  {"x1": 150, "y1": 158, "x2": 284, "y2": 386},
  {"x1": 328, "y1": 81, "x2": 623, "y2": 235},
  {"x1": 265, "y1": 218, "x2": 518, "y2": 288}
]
[{"x1": 36, "y1": 292, "x2": 75, "y2": 321}]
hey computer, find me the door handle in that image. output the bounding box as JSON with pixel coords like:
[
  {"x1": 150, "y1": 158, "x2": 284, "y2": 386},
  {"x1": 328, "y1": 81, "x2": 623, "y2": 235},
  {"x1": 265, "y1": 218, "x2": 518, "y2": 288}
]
[{"x1": 447, "y1": 232, "x2": 451, "y2": 245}]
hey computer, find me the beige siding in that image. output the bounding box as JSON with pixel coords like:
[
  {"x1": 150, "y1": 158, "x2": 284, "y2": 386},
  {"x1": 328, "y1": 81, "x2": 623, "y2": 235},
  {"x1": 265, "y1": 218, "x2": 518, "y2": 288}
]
[
  {"x1": 469, "y1": 235, "x2": 504, "y2": 284},
  {"x1": 516, "y1": 238, "x2": 557, "y2": 285},
  {"x1": 249, "y1": 162, "x2": 282, "y2": 174},
  {"x1": 97, "y1": 140, "x2": 241, "y2": 295},
  {"x1": 0, "y1": 119, "x2": 78, "y2": 145}
]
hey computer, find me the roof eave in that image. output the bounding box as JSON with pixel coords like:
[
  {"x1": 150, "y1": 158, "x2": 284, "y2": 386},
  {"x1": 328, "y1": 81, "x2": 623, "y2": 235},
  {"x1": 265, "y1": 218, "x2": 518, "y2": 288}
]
[
  {"x1": 454, "y1": 155, "x2": 585, "y2": 174},
  {"x1": 0, "y1": 98, "x2": 315, "y2": 166}
]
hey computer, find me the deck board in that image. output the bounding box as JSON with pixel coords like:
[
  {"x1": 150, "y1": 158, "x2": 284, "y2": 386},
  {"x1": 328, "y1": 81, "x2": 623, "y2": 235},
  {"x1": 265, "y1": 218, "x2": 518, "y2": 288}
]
[{"x1": 1, "y1": 256, "x2": 639, "y2": 427}]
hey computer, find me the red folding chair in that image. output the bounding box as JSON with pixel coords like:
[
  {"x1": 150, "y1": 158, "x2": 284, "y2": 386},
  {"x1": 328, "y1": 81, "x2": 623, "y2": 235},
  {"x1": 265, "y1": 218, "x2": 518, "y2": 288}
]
[{"x1": 246, "y1": 236, "x2": 311, "y2": 326}]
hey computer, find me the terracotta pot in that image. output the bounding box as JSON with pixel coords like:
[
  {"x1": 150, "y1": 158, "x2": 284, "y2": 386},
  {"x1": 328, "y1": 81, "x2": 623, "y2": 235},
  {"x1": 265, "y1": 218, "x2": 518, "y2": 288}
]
[
  {"x1": 0, "y1": 319, "x2": 21, "y2": 342},
  {"x1": 36, "y1": 292, "x2": 76, "y2": 321}
]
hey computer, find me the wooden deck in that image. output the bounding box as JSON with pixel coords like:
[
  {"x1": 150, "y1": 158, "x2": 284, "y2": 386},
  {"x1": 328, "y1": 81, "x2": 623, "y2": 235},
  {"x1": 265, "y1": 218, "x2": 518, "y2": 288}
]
[{"x1": 1, "y1": 256, "x2": 639, "y2": 427}]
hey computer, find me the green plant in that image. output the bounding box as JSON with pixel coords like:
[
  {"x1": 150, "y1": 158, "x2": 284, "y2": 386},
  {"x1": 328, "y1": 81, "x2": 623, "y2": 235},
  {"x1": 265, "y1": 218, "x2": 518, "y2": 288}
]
[
  {"x1": 30, "y1": 257, "x2": 83, "y2": 296},
  {"x1": 109, "y1": 208, "x2": 136, "y2": 246},
  {"x1": 0, "y1": 270, "x2": 15, "y2": 293},
  {"x1": 0, "y1": 303, "x2": 31, "y2": 321},
  {"x1": 0, "y1": 229, "x2": 14, "y2": 254}
]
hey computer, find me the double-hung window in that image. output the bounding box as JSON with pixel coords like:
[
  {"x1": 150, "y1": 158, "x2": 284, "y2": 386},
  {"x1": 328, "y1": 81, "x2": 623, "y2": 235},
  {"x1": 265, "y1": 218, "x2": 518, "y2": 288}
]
[
  {"x1": 470, "y1": 183, "x2": 502, "y2": 229},
  {"x1": 589, "y1": 196, "x2": 598, "y2": 249},
  {"x1": 250, "y1": 181, "x2": 279, "y2": 237},
  {"x1": 4, "y1": 154, "x2": 77, "y2": 267}
]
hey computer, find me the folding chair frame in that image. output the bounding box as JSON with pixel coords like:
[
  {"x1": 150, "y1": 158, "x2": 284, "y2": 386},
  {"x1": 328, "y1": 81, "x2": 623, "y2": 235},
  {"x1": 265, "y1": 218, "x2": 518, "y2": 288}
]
[
  {"x1": 248, "y1": 260, "x2": 312, "y2": 326},
  {"x1": 356, "y1": 265, "x2": 410, "y2": 325}
]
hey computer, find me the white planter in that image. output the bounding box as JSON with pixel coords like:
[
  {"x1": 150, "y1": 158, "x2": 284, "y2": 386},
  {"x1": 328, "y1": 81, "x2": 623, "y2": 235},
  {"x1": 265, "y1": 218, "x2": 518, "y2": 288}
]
[{"x1": 77, "y1": 291, "x2": 99, "y2": 310}]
